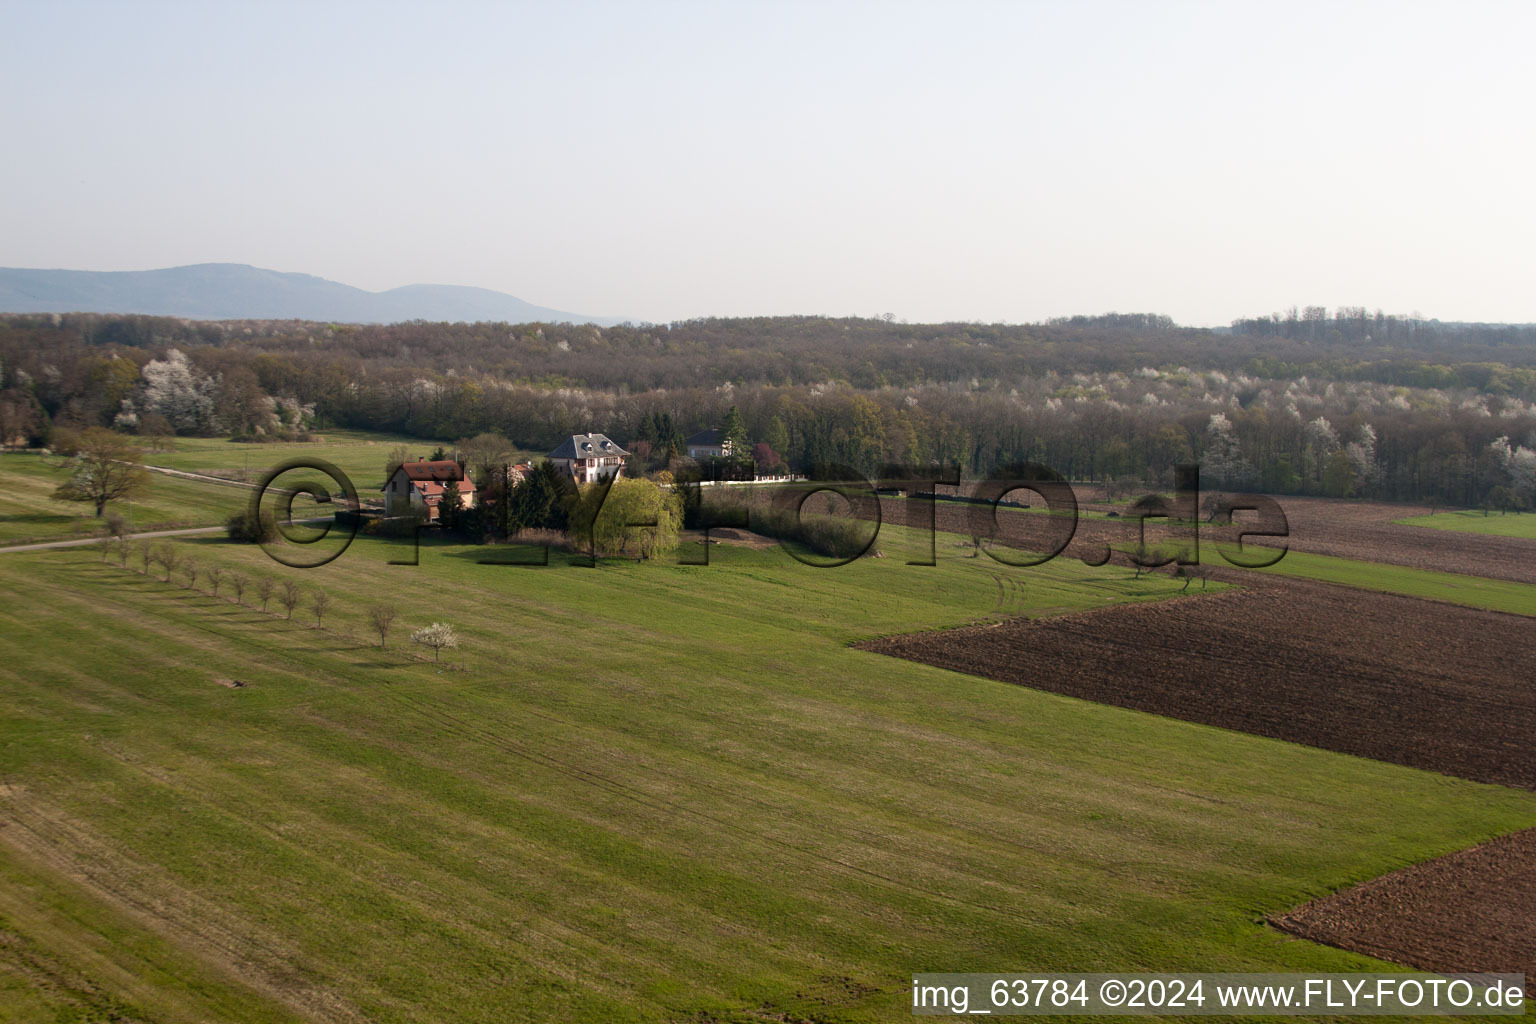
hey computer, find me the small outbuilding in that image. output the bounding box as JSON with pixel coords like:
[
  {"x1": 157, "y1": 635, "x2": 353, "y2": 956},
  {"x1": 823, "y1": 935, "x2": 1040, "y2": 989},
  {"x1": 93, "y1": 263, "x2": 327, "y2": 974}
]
[{"x1": 684, "y1": 427, "x2": 732, "y2": 460}]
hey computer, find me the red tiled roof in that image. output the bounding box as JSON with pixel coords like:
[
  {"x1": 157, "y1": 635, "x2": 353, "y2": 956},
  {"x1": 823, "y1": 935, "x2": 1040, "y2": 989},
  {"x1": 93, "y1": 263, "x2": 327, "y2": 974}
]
[
  {"x1": 385, "y1": 460, "x2": 476, "y2": 497},
  {"x1": 400, "y1": 460, "x2": 467, "y2": 483}
]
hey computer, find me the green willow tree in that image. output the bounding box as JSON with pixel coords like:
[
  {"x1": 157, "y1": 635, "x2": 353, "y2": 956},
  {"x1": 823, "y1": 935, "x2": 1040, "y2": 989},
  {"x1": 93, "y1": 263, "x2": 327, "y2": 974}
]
[{"x1": 589, "y1": 478, "x2": 682, "y2": 559}]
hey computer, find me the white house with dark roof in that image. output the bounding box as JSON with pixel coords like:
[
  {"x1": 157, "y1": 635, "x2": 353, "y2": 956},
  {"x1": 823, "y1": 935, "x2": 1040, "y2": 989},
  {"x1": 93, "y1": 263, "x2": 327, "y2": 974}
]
[{"x1": 548, "y1": 433, "x2": 627, "y2": 484}]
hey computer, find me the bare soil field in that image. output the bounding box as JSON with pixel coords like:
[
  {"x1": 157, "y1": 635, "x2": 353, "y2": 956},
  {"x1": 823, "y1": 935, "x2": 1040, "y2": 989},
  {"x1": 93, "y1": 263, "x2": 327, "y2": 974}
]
[
  {"x1": 849, "y1": 483, "x2": 1536, "y2": 583},
  {"x1": 701, "y1": 526, "x2": 781, "y2": 549},
  {"x1": 1272, "y1": 827, "x2": 1536, "y2": 994},
  {"x1": 857, "y1": 573, "x2": 1536, "y2": 790},
  {"x1": 1073, "y1": 489, "x2": 1536, "y2": 585}
]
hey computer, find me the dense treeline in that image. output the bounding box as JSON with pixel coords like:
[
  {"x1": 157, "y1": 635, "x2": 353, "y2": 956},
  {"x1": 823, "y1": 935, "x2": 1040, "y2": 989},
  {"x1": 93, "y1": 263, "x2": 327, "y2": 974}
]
[
  {"x1": 1232, "y1": 305, "x2": 1536, "y2": 351},
  {"x1": 8, "y1": 309, "x2": 1536, "y2": 391},
  {"x1": 2, "y1": 310, "x2": 1534, "y2": 509}
]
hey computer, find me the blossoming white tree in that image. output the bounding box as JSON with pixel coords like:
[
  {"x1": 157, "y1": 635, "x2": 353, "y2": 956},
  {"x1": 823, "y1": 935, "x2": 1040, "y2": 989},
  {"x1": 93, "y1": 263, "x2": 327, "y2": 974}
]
[
  {"x1": 411, "y1": 622, "x2": 460, "y2": 662},
  {"x1": 140, "y1": 348, "x2": 217, "y2": 433},
  {"x1": 1203, "y1": 412, "x2": 1253, "y2": 488}
]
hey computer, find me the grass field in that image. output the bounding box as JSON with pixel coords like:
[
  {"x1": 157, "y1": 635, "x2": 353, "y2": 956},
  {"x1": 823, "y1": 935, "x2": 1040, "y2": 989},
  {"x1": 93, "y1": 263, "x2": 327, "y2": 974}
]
[
  {"x1": 1243, "y1": 547, "x2": 1536, "y2": 617},
  {"x1": 140, "y1": 430, "x2": 514, "y2": 489},
  {"x1": 0, "y1": 432, "x2": 449, "y2": 546},
  {"x1": 1, "y1": 518, "x2": 1534, "y2": 1022},
  {"x1": 1394, "y1": 508, "x2": 1536, "y2": 539},
  {"x1": 0, "y1": 453, "x2": 245, "y2": 545}
]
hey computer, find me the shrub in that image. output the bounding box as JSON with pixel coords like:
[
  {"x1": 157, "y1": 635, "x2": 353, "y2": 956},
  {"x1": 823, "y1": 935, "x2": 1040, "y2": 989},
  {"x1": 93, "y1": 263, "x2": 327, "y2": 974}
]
[
  {"x1": 226, "y1": 508, "x2": 277, "y2": 543},
  {"x1": 363, "y1": 510, "x2": 427, "y2": 538},
  {"x1": 698, "y1": 489, "x2": 871, "y2": 559},
  {"x1": 510, "y1": 527, "x2": 572, "y2": 551},
  {"x1": 796, "y1": 514, "x2": 871, "y2": 559}
]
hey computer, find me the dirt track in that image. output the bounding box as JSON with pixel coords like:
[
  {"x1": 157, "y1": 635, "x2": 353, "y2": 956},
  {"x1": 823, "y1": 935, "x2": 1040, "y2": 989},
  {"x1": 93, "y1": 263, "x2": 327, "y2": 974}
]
[
  {"x1": 857, "y1": 573, "x2": 1536, "y2": 791},
  {"x1": 1273, "y1": 827, "x2": 1536, "y2": 994}
]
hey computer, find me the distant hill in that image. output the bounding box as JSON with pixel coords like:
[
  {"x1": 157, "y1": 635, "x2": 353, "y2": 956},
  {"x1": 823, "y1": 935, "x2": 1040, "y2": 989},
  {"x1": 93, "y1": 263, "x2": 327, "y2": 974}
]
[{"x1": 0, "y1": 263, "x2": 620, "y2": 325}]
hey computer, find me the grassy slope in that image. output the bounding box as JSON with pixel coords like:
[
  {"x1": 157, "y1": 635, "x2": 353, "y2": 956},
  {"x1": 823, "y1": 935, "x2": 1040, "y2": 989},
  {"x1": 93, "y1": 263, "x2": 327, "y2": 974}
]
[
  {"x1": 0, "y1": 453, "x2": 246, "y2": 545},
  {"x1": 0, "y1": 525, "x2": 1532, "y2": 1023},
  {"x1": 1241, "y1": 548, "x2": 1536, "y2": 617},
  {"x1": 1394, "y1": 509, "x2": 1536, "y2": 539},
  {"x1": 0, "y1": 848, "x2": 300, "y2": 1024},
  {"x1": 141, "y1": 430, "x2": 513, "y2": 489},
  {"x1": 0, "y1": 432, "x2": 448, "y2": 546}
]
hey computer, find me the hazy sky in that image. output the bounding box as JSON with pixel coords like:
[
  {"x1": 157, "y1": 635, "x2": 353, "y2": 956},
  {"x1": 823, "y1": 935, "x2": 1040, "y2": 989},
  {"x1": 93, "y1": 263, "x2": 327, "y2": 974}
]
[{"x1": 3, "y1": 1, "x2": 1533, "y2": 325}]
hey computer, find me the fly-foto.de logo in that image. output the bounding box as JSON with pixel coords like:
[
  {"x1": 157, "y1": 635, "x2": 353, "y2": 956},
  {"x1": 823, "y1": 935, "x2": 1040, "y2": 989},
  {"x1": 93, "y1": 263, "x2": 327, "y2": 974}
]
[{"x1": 247, "y1": 458, "x2": 1288, "y2": 572}]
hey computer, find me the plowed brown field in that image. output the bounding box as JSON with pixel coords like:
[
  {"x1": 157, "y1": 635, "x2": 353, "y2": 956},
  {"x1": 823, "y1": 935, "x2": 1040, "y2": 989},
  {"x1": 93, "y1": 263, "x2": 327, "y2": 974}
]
[
  {"x1": 1272, "y1": 827, "x2": 1536, "y2": 994},
  {"x1": 857, "y1": 574, "x2": 1536, "y2": 790},
  {"x1": 1086, "y1": 492, "x2": 1536, "y2": 585},
  {"x1": 854, "y1": 487, "x2": 1536, "y2": 985},
  {"x1": 1001, "y1": 490, "x2": 1536, "y2": 583},
  {"x1": 845, "y1": 489, "x2": 1536, "y2": 583}
]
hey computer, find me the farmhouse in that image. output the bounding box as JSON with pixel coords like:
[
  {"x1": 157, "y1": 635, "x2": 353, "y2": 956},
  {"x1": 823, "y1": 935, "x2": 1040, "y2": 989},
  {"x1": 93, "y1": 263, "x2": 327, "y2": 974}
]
[
  {"x1": 548, "y1": 433, "x2": 627, "y2": 484},
  {"x1": 684, "y1": 427, "x2": 729, "y2": 460},
  {"x1": 383, "y1": 458, "x2": 476, "y2": 522}
]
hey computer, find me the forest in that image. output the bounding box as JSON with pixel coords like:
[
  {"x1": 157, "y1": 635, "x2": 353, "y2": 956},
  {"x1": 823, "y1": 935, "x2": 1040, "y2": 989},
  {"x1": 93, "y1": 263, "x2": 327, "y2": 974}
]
[{"x1": 2, "y1": 308, "x2": 1534, "y2": 509}]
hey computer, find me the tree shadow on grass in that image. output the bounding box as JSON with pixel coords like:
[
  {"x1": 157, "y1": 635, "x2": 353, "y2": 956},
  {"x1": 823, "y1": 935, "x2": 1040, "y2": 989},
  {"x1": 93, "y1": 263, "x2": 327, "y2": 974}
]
[
  {"x1": 182, "y1": 534, "x2": 259, "y2": 549},
  {"x1": 0, "y1": 512, "x2": 78, "y2": 526}
]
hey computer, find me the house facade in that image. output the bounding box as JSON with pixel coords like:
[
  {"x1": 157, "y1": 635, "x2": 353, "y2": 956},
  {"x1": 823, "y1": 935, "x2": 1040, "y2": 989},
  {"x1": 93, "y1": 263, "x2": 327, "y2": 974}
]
[
  {"x1": 383, "y1": 459, "x2": 477, "y2": 522},
  {"x1": 684, "y1": 428, "x2": 729, "y2": 460},
  {"x1": 548, "y1": 433, "x2": 627, "y2": 484}
]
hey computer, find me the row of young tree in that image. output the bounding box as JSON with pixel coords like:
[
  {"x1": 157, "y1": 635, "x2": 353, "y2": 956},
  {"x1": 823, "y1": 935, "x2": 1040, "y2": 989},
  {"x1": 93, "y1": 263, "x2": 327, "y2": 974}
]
[{"x1": 99, "y1": 536, "x2": 462, "y2": 659}]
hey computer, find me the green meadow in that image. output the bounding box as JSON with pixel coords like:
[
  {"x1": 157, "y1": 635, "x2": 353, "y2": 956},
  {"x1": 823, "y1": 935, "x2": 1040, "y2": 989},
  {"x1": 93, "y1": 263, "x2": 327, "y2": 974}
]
[
  {"x1": 140, "y1": 429, "x2": 471, "y2": 488},
  {"x1": 1243, "y1": 547, "x2": 1536, "y2": 617},
  {"x1": 1394, "y1": 508, "x2": 1536, "y2": 540},
  {"x1": 0, "y1": 434, "x2": 450, "y2": 546},
  {"x1": 0, "y1": 513, "x2": 1533, "y2": 1022},
  {"x1": 0, "y1": 452, "x2": 242, "y2": 545}
]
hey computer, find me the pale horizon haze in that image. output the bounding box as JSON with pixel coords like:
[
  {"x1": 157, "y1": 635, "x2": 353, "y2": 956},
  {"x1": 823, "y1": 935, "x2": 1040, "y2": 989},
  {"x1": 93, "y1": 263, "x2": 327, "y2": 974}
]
[{"x1": 2, "y1": 0, "x2": 1533, "y2": 326}]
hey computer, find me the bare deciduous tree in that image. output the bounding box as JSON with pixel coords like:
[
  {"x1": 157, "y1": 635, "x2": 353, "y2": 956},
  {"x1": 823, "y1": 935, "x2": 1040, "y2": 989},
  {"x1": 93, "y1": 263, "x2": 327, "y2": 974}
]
[
  {"x1": 181, "y1": 557, "x2": 198, "y2": 589},
  {"x1": 229, "y1": 572, "x2": 248, "y2": 605},
  {"x1": 256, "y1": 577, "x2": 274, "y2": 612},
  {"x1": 311, "y1": 589, "x2": 332, "y2": 628},
  {"x1": 205, "y1": 565, "x2": 224, "y2": 598},
  {"x1": 368, "y1": 604, "x2": 398, "y2": 649},
  {"x1": 279, "y1": 580, "x2": 301, "y2": 619},
  {"x1": 384, "y1": 444, "x2": 410, "y2": 481},
  {"x1": 456, "y1": 432, "x2": 515, "y2": 477},
  {"x1": 1168, "y1": 561, "x2": 1214, "y2": 591},
  {"x1": 156, "y1": 544, "x2": 179, "y2": 582},
  {"x1": 51, "y1": 427, "x2": 150, "y2": 517}
]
